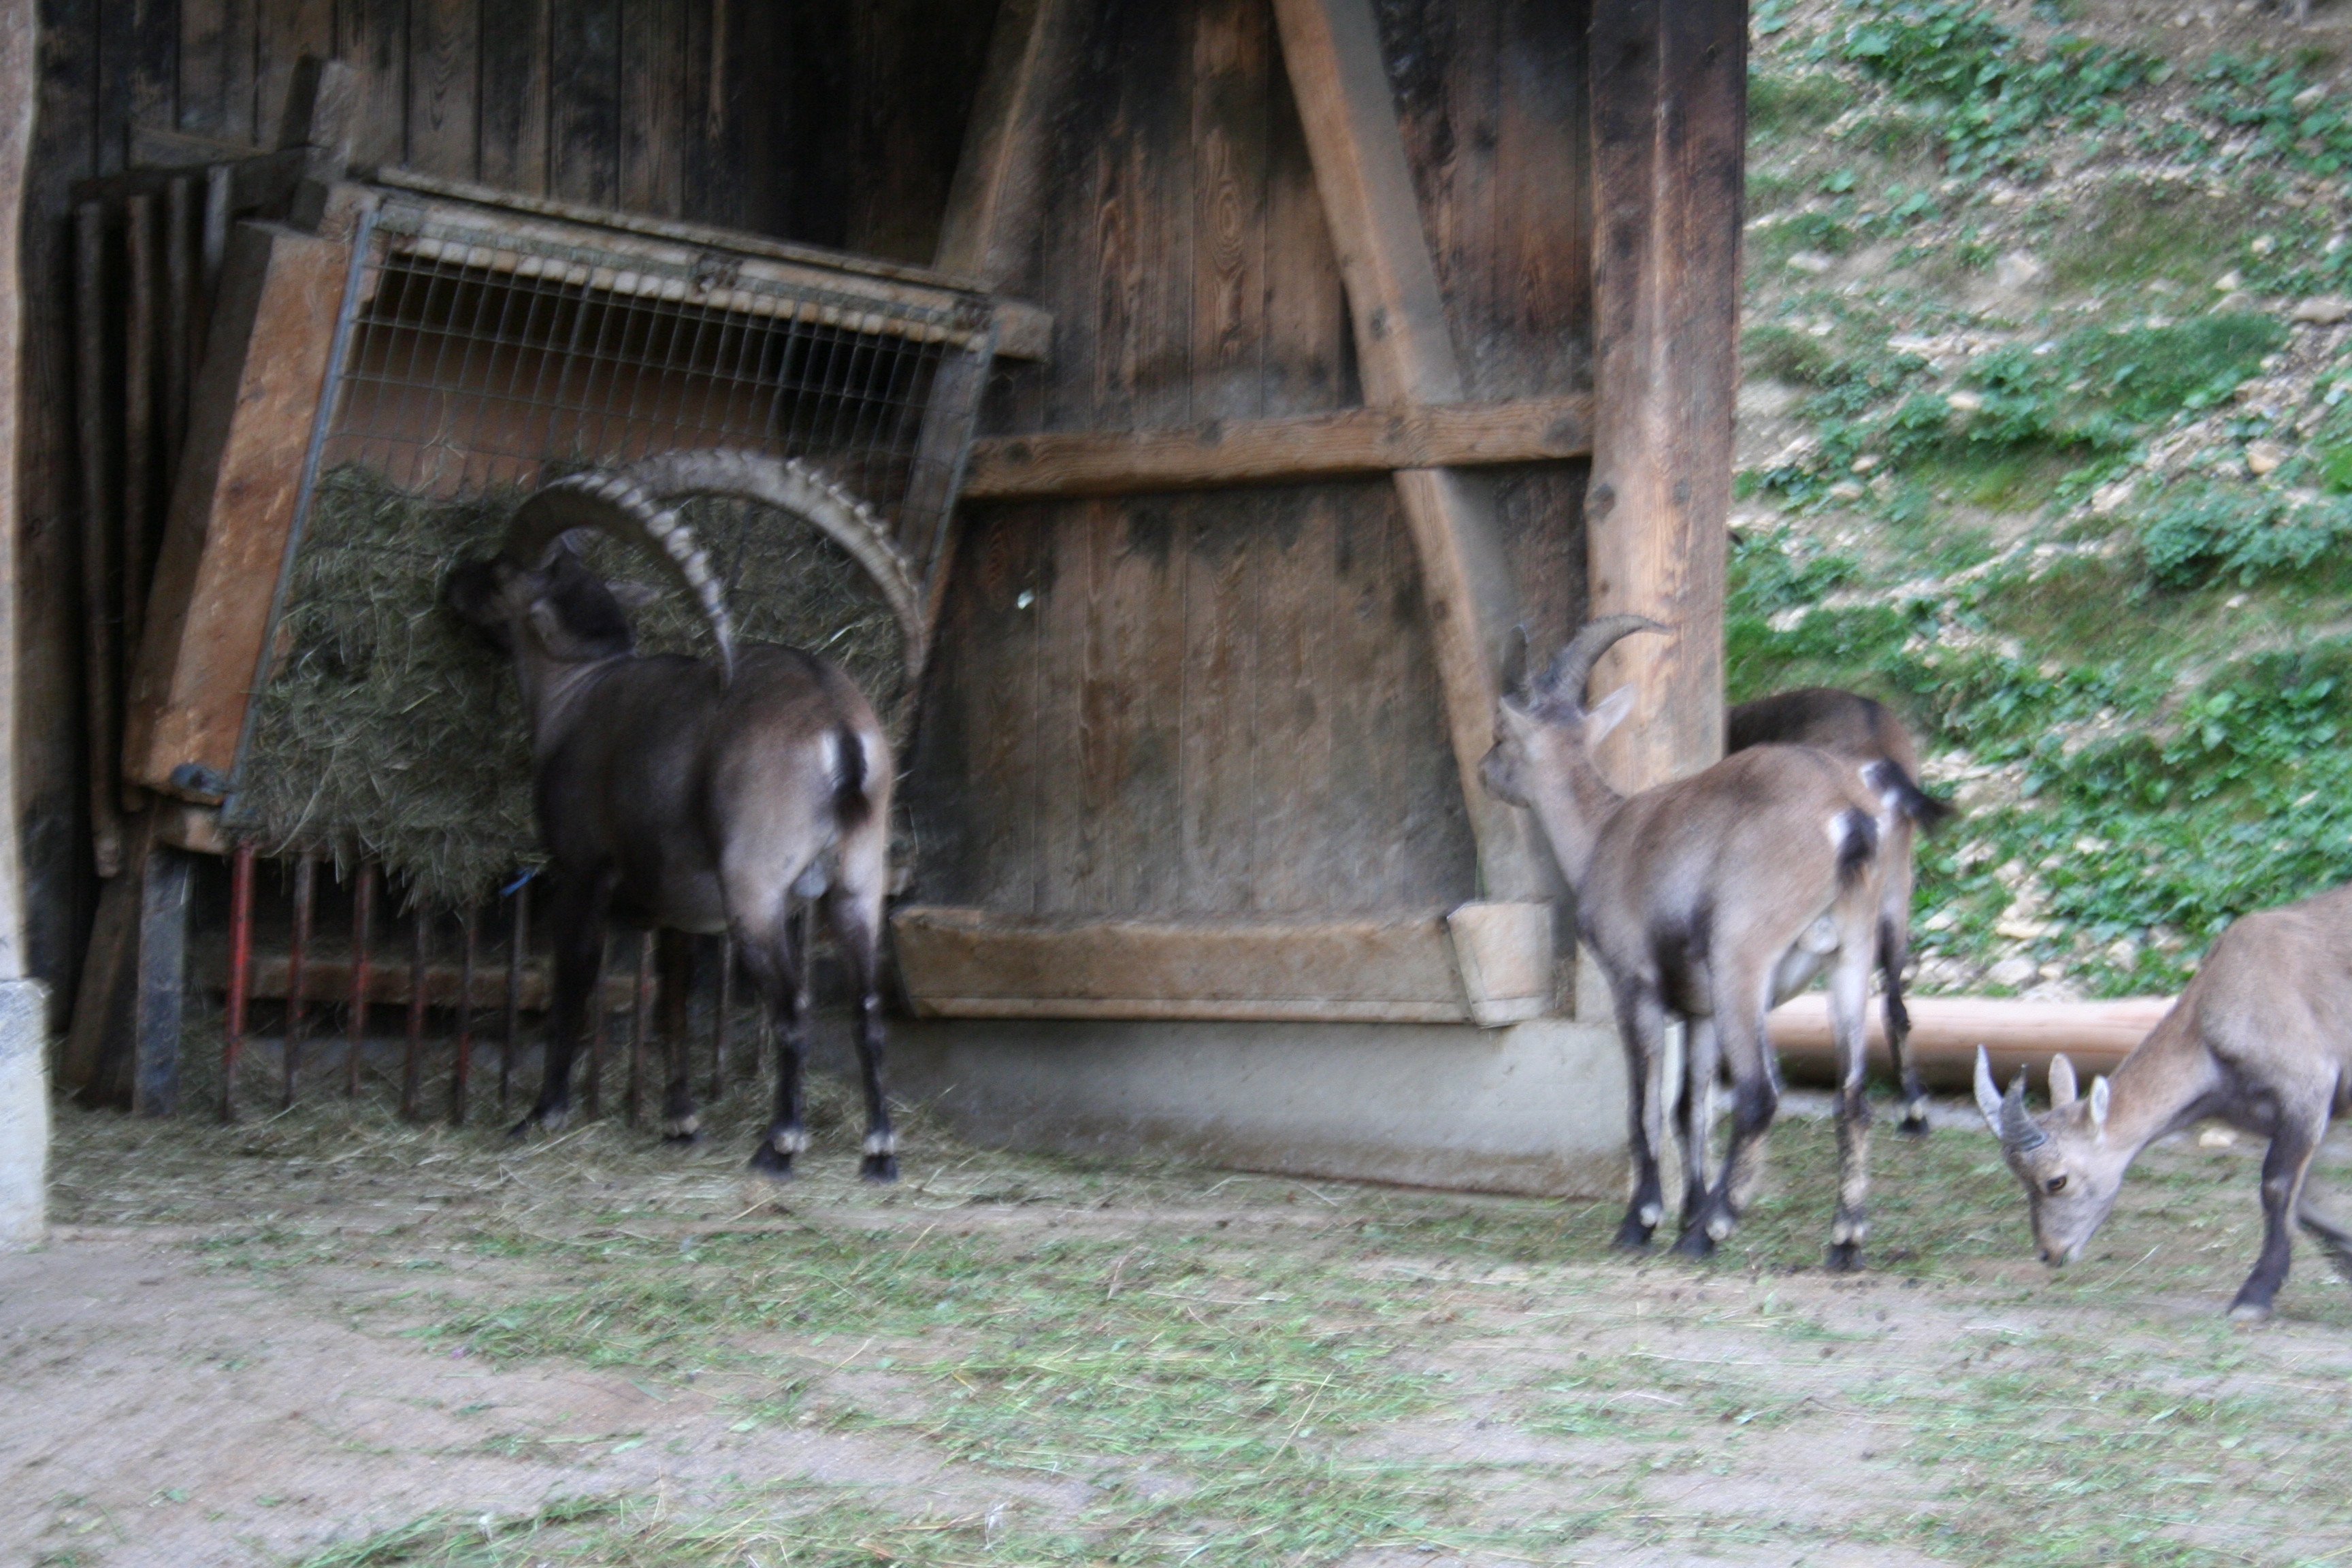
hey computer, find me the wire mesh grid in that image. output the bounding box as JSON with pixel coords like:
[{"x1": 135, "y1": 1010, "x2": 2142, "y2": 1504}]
[{"x1": 320, "y1": 197, "x2": 990, "y2": 535}]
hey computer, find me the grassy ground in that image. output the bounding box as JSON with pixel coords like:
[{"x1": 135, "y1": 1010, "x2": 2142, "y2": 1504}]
[
  {"x1": 20, "y1": 1067, "x2": 2352, "y2": 1568},
  {"x1": 1733, "y1": 0, "x2": 2352, "y2": 999}
]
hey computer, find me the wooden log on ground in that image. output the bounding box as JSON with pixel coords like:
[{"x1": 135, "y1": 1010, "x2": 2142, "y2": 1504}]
[{"x1": 1769, "y1": 994, "x2": 2173, "y2": 1089}]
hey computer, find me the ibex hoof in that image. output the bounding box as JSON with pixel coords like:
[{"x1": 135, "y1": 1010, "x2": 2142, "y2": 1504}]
[
  {"x1": 507, "y1": 1108, "x2": 565, "y2": 1141},
  {"x1": 1671, "y1": 1228, "x2": 1716, "y2": 1260},
  {"x1": 860, "y1": 1153, "x2": 900, "y2": 1184},
  {"x1": 1613, "y1": 1215, "x2": 1655, "y2": 1250},
  {"x1": 662, "y1": 1128, "x2": 706, "y2": 1147},
  {"x1": 747, "y1": 1142, "x2": 797, "y2": 1182},
  {"x1": 1825, "y1": 1240, "x2": 1863, "y2": 1273},
  {"x1": 1897, "y1": 1111, "x2": 1931, "y2": 1139}
]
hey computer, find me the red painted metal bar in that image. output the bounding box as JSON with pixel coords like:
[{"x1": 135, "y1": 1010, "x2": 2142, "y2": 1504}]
[
  {"x1": 346, "y1": 861, "x2": 376, "y2": 1098},
  {"x1": 220, "y1": 841, "x2": 257, "y2": 1122},
  {"x1": 628, "y1": 932, "x2": 654, "y2": 1128},
  {"x1": 585, "y1": 935, "x2": 606, "y2": 1120},
  {"x1": 451, "y1": 910, "x2": 476, "y2": 1125},
  {"x1": 502, "y1": 879, "x2": 528, "y2": 1113},
  {"x1": 710, "y1": 935, "x2": 732, "y2": 1100},
  {"x1": 403, "y1": 904, "x2": 427, "y2": 1122},
  {"x1": 284, "y1": 852, "x2": 316, "y2": 1110}
]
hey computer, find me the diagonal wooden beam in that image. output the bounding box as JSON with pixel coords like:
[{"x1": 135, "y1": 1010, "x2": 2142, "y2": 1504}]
[
  {"x1": 934, "y1": 0, "x2": 1082, "y2": 289},
  {"x1": 1271, "y1": 0, "x2": 1546, "y2": 903},
  {"x1": 1584, "y1": 0, "x2": 1746, "y2": 792}
]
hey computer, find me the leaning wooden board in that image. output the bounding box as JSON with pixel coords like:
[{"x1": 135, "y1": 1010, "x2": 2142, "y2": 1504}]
[{"x1": 120, "y1": 220, "x2": 352, "y2": 800}]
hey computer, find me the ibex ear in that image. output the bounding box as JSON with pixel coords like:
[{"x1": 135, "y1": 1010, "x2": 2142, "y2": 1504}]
[
  {"x1": 2088, "y1": 1075, "x2": 2110, "y2": 1133},
  {"x1": 2048, "y1": 1053, "x2": 2078, "y2": 1109},
  {"x1": 1585, "y1": 684, "x2": 1637, "y2": 748}
]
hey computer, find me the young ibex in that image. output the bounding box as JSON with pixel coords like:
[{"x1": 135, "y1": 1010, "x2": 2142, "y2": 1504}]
[
  {"x1": 1729, "y1": 688, "x2": 1953, "y2": 1134},
  {"x1": 1974, "y1": 881, "x2": 2352, "y2": 1320},
  {"x1": 445, "y1": 454, "x2": 901, "y2": 1181},
  {"x1": 1484, "y1": 618, "x2": 1938, "y2": 1268}
]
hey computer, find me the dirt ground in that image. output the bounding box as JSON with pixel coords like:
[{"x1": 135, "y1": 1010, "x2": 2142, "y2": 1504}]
[{"x1": 9, "y1": 1066, "x2": 2352, "y2": 1568}]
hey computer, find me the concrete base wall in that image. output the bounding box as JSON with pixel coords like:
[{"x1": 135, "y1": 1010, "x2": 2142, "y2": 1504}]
[
  {"x1": 0, "y1": 979, "x2": 50, "y2": 1244},
  {"x1": 888, "y1": 1012, "x2": 1629, "y2": 1198}
]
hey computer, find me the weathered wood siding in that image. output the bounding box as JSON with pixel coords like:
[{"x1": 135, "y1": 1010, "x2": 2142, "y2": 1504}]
[
  {"x1": 906, "y1": 0, "x2": 1591, "y2": 918},
  {"x1": 18, "y1": 0, "x2": 996, "y2": 1014}
]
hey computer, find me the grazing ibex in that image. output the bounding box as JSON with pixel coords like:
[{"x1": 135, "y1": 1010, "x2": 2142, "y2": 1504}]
[
  {"x1": 444, "y1": 453, "x2": 903, "y2": 1182},
  {"x1": 1484, "y1": 618, "x2": 1940, "y2": 1268},
  {"x1": 1729, "y1": 688, "x2": 1953, "y2": 1134},
  {"x1": 1974, "y1": 881, "x2": 2352, "y2": 1320}
]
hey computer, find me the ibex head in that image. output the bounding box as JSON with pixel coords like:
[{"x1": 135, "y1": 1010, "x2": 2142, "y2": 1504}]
[
  {"x1": 1974, "y1": 1046, "x2": 2124, "y2": 1267},
  {"x1": 444, "y1": 470, "x2": 735, "y2": 676},
  {"x1": 1479, "y1": 615, "x2": 1663, "y2": 807}
]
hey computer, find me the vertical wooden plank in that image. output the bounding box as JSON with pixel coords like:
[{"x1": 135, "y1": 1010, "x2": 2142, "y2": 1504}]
[
  {"x1": 1090, "y1": 0, "x2": 1192, "y2": 431},
  {"x1": 1030, "y1": 508, "x2": 1088, "y2": 912},
  {"x1": 1486, "y1": 0, "x2": 1590, "y2": 399},
  {"x1": 0, "y1": 0, "x2": 38, "y2": 986},
  {"x1": 934, "y1": 0, "x2": 1080, "y2": 287},
  {"x1": 122, "y1": 193, "x2": 154, "y2": 659},
  {"x1": 1177, "y1": 502, "x2": 1254, "y2": 914},
  {"x1": 477, "y1": 0, "x2": 549, "y2": 196},
  {"x1": 131, "y1": 840, "x2": 190, "y2": 1115},
  {"x1": 549, "y1": 0, "x2": 620, "y2": 207},
  {"x1": 72, "y1": 201, "x2": 122, "y2": 878},
  {"x1": 1274, "y1": 0, "x2": 1540, "y2": 902},
  {"x1": 1090, "y1": 500, "x2": 1183, "y2": 913},
  {"x1": 1189, "y1": 0, "x2": 1270, "y2": 424},
  {"x1": 619, "y1": 0, "x2": 683, "y2": 215},
  {"x1": 675, "y1": 0, "x2": 728, "y2": 224},
  {"x1": 130, "y1": 0, "x2": 180, "y2": 140},
  {"x1": 176, "y1": 0, "x2": 227, "y2": 136},
  {"x1": 337, "y1": 0, "x2": 409, "y2": 171},
  {"x1": 408, "y1": 0, "x2": 478, "y2": 181},
  {"x1": 257, "y1": 0, "x2": 333, "y2": 153},
  {"x1": 1584, "y1": 0, "x2": 1742, "y2": 791},
  {"x1": 1246, "y1": 491, "x2": 1335, "y2": 915}
]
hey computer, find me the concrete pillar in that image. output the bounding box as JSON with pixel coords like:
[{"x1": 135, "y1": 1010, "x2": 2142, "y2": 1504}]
[{"x1": 0, "y1": 0, "x2": 49, "y2": 1247}]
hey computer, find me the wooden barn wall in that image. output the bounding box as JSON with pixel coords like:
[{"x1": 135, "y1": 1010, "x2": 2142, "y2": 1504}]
[
  {"x1": 16, "y1": 0, "x2": 998, "y2": 1016},
  {"x1": 906, "y1": 0, "x2": 1592, "y2": 919}
]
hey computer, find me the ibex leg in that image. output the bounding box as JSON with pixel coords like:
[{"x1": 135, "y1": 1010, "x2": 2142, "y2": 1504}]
[
  {"x1": 2235, "y1": 1102, "x2": 2329, "y2": 1320},
  {"x1": 657, "y1": 928, "x2": 701, "y2": 1143},
  {"x1": 1826, "y1": 949, "x2": 1876, "y2": 1272},
  {"x1": 1611, "y1": 982, "x2": 1670, "y2": 1249},
  {"x1": 829, "y1": 881, "x2": 896, "y2": 1183},
  {"x1": 737, "y1": 902, "x2": 808, "y2": 1181},
  {"x1": 1880, "y1": 840, "x2": 1930, "y2": 1137},
  {"x1": 515, "y1": 869, "x2": 612, "y2": 1136}
]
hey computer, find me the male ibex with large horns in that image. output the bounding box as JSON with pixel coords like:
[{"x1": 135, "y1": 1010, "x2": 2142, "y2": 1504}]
[
  {"x1": 1729, "y1": 688, "x2": 1954, "y2": 1134},
  {"x1": 1483, "y1": 619, "x2": 1942, "y2": 1268},
  {"x1": 1975, "y1": 881, "x2": 2352, "y2": 1320},
  {"x1": 444, "y1": 450, "x2": 909, "y2": 1181}
]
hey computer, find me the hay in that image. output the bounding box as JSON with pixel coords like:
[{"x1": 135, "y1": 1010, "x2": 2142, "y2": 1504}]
[{"x1": 230, "y1": 464, "x2": 911, "y2": 906}]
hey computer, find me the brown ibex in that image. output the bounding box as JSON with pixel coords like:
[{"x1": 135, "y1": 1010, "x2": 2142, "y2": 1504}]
[
  {"x1": 445, "y1": 455, "x2": 901, "y2": 1181},
  {"x1": 1974, "y1": 881, "x2": 2352, "y2": 1320},
  {"x1": 1729, "y1": 688, "x2": 1953, "y2": 1134},
  {"x1": 1484, "y1": 618, "x2": 1939, "y2": 1268}
]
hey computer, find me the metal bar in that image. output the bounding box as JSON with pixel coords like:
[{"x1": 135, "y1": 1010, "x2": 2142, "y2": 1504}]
[
  {"x1": 502, "y1": 879, "x2": 528, "y2": 1113},
  {"x1": 220, "y1": 841, "x2": 256, "y2": 1122},
  {"x1": 346, "y1": 861, "x2": 376, "y2": 1097},
  {"x1": 585, "y1": 935, "x2": 606, "y2": 1120},
  {"x1": 122, "y1": 192, "x2": 154, "y2": 662},
  {"x1": 73, "y1": 200, "x2": 123, "y2": 878},
  {"x1": 403, "y1": 903, "x2": 427, "y2": 1121},
  {"x1": 164, "y1": 176, "x2": 192, "y2": 480},
  {"x1": 285, "y1": 851, "x2": 316, "y2": 1109},
  {"x1": 451, "y1": 910, "x2": 476, "y2": 1125},
  {"x1": 629, "y1": 930, "x2": 654, "y2": 1129},
  {"x1": 710, "y1": 934, "x2": 732, "y2": 1100}
]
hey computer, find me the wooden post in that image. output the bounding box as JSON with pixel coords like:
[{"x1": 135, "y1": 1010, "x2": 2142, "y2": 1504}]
[
  {"x1": 131, "y1": 843, "x2": 189, "y2": 1115},
  {"x1": 1584, "y1": 0, "x2": 1746, "y2": 791},
  {"x1": 1272, "y1": 0, "x2": 1545, "y2": 902}
]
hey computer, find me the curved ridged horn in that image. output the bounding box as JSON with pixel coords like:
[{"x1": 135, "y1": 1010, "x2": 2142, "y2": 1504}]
[
  {"x1": 1537, "y1": 615, "x2": 1667, "y2": 706},
  {"x1": 615, "y1": 448, "x2": 928, "y2": 680},
  {"x1": 2000, "y1": 1069, "x2": 2048, "y2": 1151},
  {"x1": 504, "y1": 471, "x2": 736, "y2": 680}
]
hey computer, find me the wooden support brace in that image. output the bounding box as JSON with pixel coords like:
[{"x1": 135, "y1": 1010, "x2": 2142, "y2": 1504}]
[
  {"x1": 962, "y1": 395, "x2": 1595, "y2": 500},
  {"x1": 1584, "y1": 0, "x2": 1746, "y2": 791},
  {"x1": 1272, "y1": 0, "x2": 1546, "y2": 904}
]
